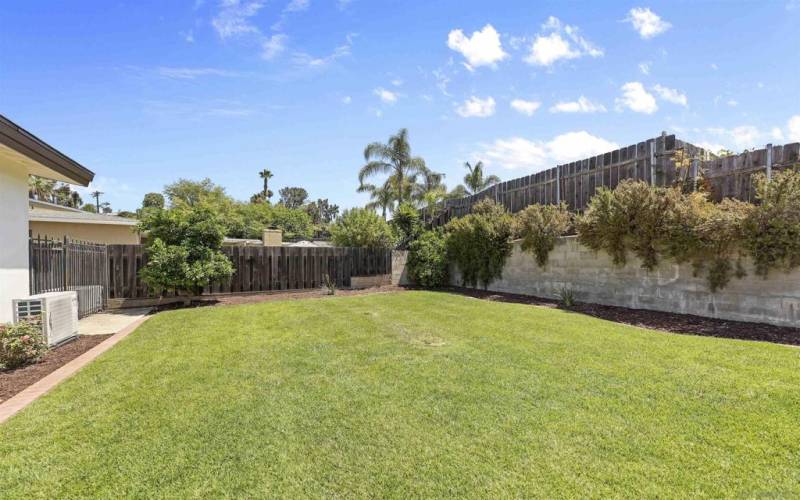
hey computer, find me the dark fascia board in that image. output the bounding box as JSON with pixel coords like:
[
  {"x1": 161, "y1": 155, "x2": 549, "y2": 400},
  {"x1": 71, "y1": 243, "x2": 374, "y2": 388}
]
[{"x1": 0, "y1": 113, "x2": 95, "y2": 186}]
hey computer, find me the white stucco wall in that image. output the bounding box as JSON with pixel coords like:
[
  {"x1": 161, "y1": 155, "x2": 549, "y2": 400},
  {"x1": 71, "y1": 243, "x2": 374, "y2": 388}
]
[{"x1": 0, "y1": 163, "x2": 30, "y2": 323}]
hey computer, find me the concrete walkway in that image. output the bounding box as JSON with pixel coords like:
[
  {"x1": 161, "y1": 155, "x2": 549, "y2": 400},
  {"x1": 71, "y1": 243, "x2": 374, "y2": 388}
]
[
  {"x1": 0, "y1": 311, "x2": 152, "y2": 425},
  {"x1": 79, "y1": 307, "x2": 151, "y2": 336}
]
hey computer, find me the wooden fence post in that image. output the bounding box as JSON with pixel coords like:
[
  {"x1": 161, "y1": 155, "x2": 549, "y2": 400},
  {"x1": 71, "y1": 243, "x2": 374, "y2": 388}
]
[{"x1": 766, "y1": 143, "x2": 773, "y2": 181}]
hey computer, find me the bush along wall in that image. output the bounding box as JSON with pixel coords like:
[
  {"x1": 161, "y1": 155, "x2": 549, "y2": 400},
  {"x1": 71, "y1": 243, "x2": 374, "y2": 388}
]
[
  {"x1": 445, "y1": 199, "x2": 514, "y2": 289},
  {"x1": 573, "y1": 170, "x2": 800, "y2": 292}
]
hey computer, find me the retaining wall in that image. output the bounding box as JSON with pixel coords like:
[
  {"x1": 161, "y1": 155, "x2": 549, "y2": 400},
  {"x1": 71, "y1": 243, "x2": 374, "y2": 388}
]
[{"x1": 450, "y1": 236, "x2": 800, "y2": 328}]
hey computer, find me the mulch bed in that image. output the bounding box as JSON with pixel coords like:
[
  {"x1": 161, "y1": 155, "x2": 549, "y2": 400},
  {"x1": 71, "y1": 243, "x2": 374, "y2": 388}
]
[
  {"x1": 0, "y1": 335, "x2": 113, "y2": 404},
  {"x1": 444, "y1": 287, "x2": 800, "y2": 346}
]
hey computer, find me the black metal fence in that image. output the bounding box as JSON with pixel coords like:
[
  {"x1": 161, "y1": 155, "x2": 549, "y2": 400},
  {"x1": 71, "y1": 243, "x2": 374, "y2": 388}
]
[{"x1": 29, "y1": 235, "x2": 108, "y2": 318}]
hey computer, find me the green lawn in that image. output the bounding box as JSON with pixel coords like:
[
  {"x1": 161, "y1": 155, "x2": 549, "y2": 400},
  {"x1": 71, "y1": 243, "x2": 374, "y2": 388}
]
[{"x1": 1, "y1": 291, "x2": 798, "y2": 498}]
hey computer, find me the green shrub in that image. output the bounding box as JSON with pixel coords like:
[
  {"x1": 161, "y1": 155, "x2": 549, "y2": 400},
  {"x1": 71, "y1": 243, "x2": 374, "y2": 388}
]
[
  {"x1": 743, "y1": 169, "x2": 800, "y2": 278},
  {"x1": 445, "y1": 199, "x2": 514, "y2": 289},
  {"x1": 576, "y1": 180, "x2": 677, "y2": 270},
  {"x1": 407, "y1": 229, "x2": 449, "y2": 287},
  {"x1": 0, "y1": 321, "x2": 48, "y2": 370},
  {"x1": 515, "y1": 202, "x2": 571, "y2": 267},
  {"x1": 577, "y1": 181, "x2": 757, "y2": 291},
  {"x1": 391, "y1": 202, "x2": 422, "y2": 246},
  {"x1": 330, "y1": 208, "x2": 395, "y2": 248},
  {"x1": 137, "y1": 206, "x2": 234, "y2": 295},
  {"x1": 662, "y1": 194, "x2": 752, "y2": 291}
]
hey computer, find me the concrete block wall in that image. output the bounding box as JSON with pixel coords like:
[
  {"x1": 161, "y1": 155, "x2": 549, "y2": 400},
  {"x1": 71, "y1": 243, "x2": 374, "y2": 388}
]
[
  {"x1": 391, "y1": 250, "x2": 410, "y2": 286},
  {"x1": 451, "y1": 236, "x2": 800, "y2": 328}
]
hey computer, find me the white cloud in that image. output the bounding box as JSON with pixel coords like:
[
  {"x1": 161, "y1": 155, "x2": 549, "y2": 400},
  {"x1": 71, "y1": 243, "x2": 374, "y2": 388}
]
[
  {"x1": 391, "y1": 79, "x2": 403, "y2": 87},
  {"x1": 525, "y1": 16, "x2": 602, "y2": 67},
  {"x1": 626, "y1": 7, "x2": 671, "y2": 39},
  {"x1": 727, "y1": 99, "x2": 739, "y2": 107},
  {"x1": 261, "y1": 34, "x2": 287, "y2": 60},
  {"x1": 771, "y1": 127, "x2": 785, "y2": 142},
  {"x1": 547, "y1": 132, "x2": 620, "y2": 163},
  {"x1": 788, "y1": 115, "x2": 800, "y2": 141},
  {"x1": 156, "y1": 67, "x2": 240, "y2": 79},
  {"x1": 615, "y1": 82, "x2": 658, "y2": 114},
  {"x1": 292, "y1": 33, "x2": 355, "y2": 68},
  {"x1": 180, "y1": 30, "x2": 195, "y2": 43},
  {"x1": 478, "y1": 131, "x2": 618, "y2": 170},
  {"x1": 456, "y1": 96, "x2": 496, "y2": 118},
  {"x1": 373, "y1": 87, "x2": 398, "y2": 104},
  {"x1": 638, "y1": 61, "x2": 651, "y2": 75},
  {"x1": 284, "y1": 0, "x2": 309, "y2": 12},
  {"x1": 704, "y1": 126, "x2": 761, "y2": 151},
  {"x1": 433, "y1": 68, "x2": 451, "y2": 97},
  {"x1": 447, "y1": 24, "x2": 508, "y2": 69},
  {"x1": 549, "y1": 96, "x2": 606, "y2": 113},
  {"x1": 652, "y1": 84, "x2": 687, "y2": 106},
  {"x1": 510, "y1": 99, "x2": 541, "y2": 116},
  {"x1": 212, "y1": 0, "x2": 264, "y2": 39},
  {"x1": 341, "y1": 96, "x2": 352, "y2": 105}
]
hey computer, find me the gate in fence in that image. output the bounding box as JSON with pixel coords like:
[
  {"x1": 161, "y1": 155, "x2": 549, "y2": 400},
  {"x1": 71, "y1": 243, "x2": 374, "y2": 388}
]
[{"x1": 29, "y1": 235, "x2": 109, "y2": 318}]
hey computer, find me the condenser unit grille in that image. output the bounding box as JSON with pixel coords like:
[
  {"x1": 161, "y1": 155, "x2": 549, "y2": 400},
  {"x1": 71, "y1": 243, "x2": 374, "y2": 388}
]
[{"x1": 13, "y1": 292, "x2": 79, "y2": 347}]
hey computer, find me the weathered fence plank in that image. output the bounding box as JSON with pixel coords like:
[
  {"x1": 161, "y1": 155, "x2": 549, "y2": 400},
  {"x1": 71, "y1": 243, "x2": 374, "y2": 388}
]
[
  {"x1": 432, "y1": 136, "x2": 800, "y2": 226},
  {"x1": 102, "y1": 245, "x2": 391, "y2": 299}
]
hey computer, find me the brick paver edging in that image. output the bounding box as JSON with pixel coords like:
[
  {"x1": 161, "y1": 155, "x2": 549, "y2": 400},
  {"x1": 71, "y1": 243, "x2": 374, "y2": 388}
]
[{"x1": 0, "y1": 315, "x2": 152, "y2": 425}]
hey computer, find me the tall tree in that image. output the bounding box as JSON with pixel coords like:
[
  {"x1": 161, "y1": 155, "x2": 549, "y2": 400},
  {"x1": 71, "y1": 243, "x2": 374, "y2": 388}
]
[
  {"x1": 259, "y1": 169, "x2": 274, "y2": 200},
  {"x1": 278, "y1": 187, "x2": 308, "y2": 209},
  {"x1": 358, "y1": 181, "x2": 395, "y2": 220},
  {"x1": 28, "y1": 176, "x2": 55, "y2": 201},
  {"x1": 462, "y1": 161, "x2": 501, "y2": 195},
  {"x1": 142, "y1": 192, "x2": 165, "y2": 209},
  {"x1": 359, "y1": 128, "x2": 426, "y2": 204},
  {"x1": 70, "y1": 190, "x2": 83, "y2": 208},
  {"x1": 164, "y1": 178, "x2": 230, "y2": 209}
]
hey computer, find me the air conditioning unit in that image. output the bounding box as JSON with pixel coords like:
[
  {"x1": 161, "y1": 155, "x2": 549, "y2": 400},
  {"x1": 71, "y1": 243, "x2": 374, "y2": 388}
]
[{"x1": 13, "y1": 291, "x2": 79, "y2": 346}]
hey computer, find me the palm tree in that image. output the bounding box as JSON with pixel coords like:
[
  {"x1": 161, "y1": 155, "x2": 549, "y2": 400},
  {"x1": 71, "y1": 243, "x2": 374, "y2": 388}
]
[
  {"x1": 359, "y1": 128, "x2": 426, "y2": 204},
  {"x1": 70, "y1": 191, "x2": 83, "y2": 208},
  {"x1": 462, "y1": 161, "x2": 501, "y2": 195},
  {"x1": 28, "y1": 176, "x2": 55, "y2": 201},
  {"x1": 358, "y1": 181, "x2": 395, "y2": 220},
  {"x1": 259, "y1": 169, "x2": 274, "y2": 199}
]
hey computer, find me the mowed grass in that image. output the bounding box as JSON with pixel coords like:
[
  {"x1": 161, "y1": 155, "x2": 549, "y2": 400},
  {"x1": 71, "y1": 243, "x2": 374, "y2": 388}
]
[{"x1": 1, "y1": 291, "x2": 799, "y2": 498}]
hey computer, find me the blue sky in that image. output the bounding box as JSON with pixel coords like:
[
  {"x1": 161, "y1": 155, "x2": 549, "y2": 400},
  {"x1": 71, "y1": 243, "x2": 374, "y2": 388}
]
[{"x1": 2, "y1": 0, "x2": 799, "y2": 211}]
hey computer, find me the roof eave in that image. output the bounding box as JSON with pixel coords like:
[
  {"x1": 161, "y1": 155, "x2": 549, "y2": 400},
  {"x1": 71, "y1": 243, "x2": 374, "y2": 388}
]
[{"x1": 0, "y1": 114, "x2": 95, "y2": 186}]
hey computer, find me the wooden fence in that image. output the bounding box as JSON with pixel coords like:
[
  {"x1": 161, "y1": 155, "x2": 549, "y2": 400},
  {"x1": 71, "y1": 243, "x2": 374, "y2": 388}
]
[
  {"x1": 29, "y1": 235, "x2": 108, "y2": 318},
  {"x1": 107, "y1": 245, "x2": 392, "y2": 299},
  {"x1": 432, "y1": 134, "x2": 800, "y2": 226}
]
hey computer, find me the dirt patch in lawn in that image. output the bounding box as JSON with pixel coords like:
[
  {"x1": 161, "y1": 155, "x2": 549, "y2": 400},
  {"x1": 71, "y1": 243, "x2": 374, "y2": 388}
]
[
  {"x1": 444, "y1": 287, "x2": 800, "y2": 346},
  {"x1": 0, "y1": 335, "x2": 113, "y2": 403}
]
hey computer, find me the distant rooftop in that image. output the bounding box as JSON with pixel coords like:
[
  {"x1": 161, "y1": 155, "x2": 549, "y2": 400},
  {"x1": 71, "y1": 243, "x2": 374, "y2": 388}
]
[{"x1": 29, "y1": 199, "x2": 138, "y2": 226}]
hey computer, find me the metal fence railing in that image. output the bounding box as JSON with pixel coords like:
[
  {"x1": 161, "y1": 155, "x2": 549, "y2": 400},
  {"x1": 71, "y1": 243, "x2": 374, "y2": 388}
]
[{"x1": 29, "y1": 234, "x2": 108, "y2": 318}]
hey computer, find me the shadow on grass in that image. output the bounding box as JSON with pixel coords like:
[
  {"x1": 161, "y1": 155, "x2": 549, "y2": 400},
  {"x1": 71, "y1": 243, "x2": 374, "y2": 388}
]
[{"x1": 421, "y1": 286, "x2": 800, "y2": 346}]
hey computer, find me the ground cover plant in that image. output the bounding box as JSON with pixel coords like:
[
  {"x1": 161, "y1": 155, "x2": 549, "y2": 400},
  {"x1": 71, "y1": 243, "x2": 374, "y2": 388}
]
[{"x1": 1, "y1": 292, "x2": 799, "y2": 497}]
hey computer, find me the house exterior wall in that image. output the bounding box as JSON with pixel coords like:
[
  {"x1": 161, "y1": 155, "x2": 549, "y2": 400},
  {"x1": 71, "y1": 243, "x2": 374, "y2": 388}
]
[
  {"x1": 450, "y1": 236, "x2": 800, "y2": 328},
  {"x1": 0, "y1": 163, "x2": 30, "y2": 323},
  {"x1": 28, "y1": 221, "x2": 140, "y2": 244}
]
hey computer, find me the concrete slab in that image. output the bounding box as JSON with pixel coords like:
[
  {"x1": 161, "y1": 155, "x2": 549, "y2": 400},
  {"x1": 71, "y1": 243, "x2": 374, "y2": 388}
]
[{"x1": 79, "y1": 308, "x2": 152, "y2": 336}]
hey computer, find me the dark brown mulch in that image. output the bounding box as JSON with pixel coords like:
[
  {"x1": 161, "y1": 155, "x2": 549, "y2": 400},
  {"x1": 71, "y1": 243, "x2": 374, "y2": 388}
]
[
  {"x1": 0, "y1": 335, "x2": 113, "y2": 403},
  {"x1": 442, "y1": 287, "x2": 800, "y2": 346}
]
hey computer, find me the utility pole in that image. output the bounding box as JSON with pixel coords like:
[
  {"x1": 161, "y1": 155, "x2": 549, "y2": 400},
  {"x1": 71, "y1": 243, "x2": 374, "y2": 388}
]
[{"x1": 91, "y1": 190, "x2": 104, "y2": 212}]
